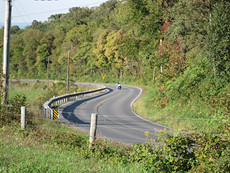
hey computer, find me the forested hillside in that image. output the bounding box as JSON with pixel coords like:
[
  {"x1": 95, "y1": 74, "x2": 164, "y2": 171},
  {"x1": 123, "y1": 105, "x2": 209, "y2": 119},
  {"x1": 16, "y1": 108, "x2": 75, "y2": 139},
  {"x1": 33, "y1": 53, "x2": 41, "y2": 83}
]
[{"x1": 0, "y1": 0, "x2": 229, "y2": 133}]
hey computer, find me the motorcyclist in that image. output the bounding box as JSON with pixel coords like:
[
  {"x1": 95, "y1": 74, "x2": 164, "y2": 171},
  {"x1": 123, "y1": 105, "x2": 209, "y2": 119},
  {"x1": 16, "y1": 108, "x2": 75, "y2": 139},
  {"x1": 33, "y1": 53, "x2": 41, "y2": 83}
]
[{"x1": 116, "y1": 82, "x2": 121, "y2": 89}]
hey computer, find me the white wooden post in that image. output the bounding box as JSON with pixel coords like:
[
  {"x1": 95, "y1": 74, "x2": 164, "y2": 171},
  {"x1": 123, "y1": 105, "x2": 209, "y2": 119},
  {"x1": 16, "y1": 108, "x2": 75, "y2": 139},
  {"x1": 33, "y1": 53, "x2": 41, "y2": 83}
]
[
  {"x1": 21, "y1": 106, "x2": 26, "y2": 130},
  {"x1": 89, "y1": 113, "x2": 98, "y2": 148}
]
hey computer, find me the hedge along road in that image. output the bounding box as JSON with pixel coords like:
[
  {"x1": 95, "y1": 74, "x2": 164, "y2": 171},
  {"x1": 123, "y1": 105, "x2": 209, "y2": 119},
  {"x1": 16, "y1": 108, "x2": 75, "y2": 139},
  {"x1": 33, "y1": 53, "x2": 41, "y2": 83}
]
[{"x1": 58, "y1": 85, "x2": 172, "y2": 145}]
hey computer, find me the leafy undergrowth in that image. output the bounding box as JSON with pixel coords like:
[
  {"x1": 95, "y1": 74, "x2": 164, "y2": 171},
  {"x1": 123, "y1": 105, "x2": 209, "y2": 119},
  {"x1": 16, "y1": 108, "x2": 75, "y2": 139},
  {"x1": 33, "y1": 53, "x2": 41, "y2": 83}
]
[{"x1": 1, "y1": 116, "x2": 229, "y2": 172}]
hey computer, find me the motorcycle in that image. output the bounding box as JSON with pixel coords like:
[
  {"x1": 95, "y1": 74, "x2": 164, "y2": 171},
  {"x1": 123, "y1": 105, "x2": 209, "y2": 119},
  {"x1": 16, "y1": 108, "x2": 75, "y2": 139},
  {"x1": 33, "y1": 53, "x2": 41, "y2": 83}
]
[{"x1": 116, "y1": 83, "x2": 121, "y2": 90}]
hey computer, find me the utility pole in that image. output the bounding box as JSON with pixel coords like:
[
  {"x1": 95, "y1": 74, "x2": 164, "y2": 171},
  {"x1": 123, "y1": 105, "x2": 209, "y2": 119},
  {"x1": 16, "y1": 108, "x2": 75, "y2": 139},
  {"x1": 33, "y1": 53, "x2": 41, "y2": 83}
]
[
  {"x1": 67, "y1": 50, "x2": 70, "y2": 93},
  {"x1": 2, "y1": 0, "x2": 12, "y2": 105}
]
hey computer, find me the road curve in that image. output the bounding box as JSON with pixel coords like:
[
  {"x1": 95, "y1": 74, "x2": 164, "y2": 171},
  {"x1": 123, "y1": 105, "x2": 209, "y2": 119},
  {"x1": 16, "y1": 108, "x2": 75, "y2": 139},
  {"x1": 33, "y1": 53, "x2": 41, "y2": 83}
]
[{"x1": 59, "y1": 85, "x2": 171, "y2": 144}]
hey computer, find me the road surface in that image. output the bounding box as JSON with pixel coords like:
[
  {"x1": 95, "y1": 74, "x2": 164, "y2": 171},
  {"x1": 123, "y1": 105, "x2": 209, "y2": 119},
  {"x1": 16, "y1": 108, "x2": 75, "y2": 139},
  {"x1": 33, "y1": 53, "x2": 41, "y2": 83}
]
[{"x1": 59, "y1": 85, "x2": 171, "y2": 144}]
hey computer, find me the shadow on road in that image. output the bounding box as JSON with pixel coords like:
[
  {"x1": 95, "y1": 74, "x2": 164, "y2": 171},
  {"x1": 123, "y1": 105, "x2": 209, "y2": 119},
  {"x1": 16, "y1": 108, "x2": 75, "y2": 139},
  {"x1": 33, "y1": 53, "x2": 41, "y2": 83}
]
[{"x1": 62, "y1": 88, "x2": 113, "y2": 125}]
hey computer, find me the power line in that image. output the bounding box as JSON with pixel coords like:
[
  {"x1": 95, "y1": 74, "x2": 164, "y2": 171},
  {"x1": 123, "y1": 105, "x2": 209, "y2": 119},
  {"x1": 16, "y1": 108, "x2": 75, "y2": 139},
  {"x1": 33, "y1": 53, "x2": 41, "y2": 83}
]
[
  {"x1": 12, "y1": 0, "x2": 30, "y2": 23},
  {"x1": 12, "y1": 1, "x2": 107, "y2": 19},
  {"x1": 17, "y1": 0, "x2": 31, "y2": 22}
]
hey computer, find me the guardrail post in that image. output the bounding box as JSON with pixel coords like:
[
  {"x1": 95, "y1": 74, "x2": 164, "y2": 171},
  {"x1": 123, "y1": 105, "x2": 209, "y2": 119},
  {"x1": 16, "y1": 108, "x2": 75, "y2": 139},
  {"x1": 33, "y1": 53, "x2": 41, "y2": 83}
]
[
  {"x1": 21, "y1": 106, "x2": 26, "y2": 130},
  {"x1": 48, "y1": 108, "x2": 51, "y2": 119},
  {"x1": 51, "y1": 109, "x2": 53, "y2": 120},
  {"x1": 43, "y1": 107, "x2": 46, "y2": 118},
  {"x1": 46, "y1": 108, "x2": 49, "y2": 118},
  {"x1": 89, "y1": 113, "x2": 98, "y2": 149}
]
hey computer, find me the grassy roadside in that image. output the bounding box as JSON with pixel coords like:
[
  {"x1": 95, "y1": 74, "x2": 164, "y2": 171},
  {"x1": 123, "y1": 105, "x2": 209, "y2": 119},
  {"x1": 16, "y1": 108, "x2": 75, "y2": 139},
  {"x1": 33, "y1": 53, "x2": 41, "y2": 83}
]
[
  {"x1": 133, "y1": 86, "x2": 227, "y2": 134},
  {"x1": 0, "y1": 139, "x2": 108, "y2": 173},
  {"x1": 0, "y1": 122, "x2": 142, "y2": 173},
  {"x1": 9, "y1": 82, "x2": 47, "y2": 102}
]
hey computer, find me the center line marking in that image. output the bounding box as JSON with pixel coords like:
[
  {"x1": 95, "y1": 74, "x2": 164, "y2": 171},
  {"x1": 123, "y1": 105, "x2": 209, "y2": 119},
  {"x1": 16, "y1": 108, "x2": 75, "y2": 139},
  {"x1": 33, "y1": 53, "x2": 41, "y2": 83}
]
[{"x1": 94, "y1": 90, "x2": 124, "y2": 113}]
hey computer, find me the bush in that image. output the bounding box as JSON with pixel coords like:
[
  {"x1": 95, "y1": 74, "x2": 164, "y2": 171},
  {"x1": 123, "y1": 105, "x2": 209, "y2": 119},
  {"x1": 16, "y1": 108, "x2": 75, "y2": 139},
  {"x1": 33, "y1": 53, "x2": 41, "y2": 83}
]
[
  {"x1": 193, "y1": 133, "x2": 230, "y2": 172},
  {"x1": 0, "y1": 94, "x2": 26, "y2": 126}
]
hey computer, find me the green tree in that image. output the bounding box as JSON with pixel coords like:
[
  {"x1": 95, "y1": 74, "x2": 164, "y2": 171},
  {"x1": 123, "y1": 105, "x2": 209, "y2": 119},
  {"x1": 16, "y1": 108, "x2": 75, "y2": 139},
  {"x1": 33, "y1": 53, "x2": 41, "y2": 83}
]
[
  {"x1": 90, "y1": 0, "x2": 118, "y2": 29},
  {"x1": 22, "y1": 28, "x2": 43, "y2": 77},
  {"x1": 119, "y1": 32, "x2": 140, "y2": 78},
  {"x1": 64, "y1": 25, "x2": 93, "y2": 78},
  {"x1": 31, "y1": 20, "x2": 47, "y2": 31},
  {"x1": 93, "y1": 29, "x2": 110, "y2": 71},
  {"x1": 36, "y1": 44, "x2": 50, "y2": 78},
  {"x1": 104, "y1": 30, "x2": 124, "y2": 78},
  {"x1": 207, "y1": 0, "x2": 230, "y2": 83},
  {"x1": 10, "y1": 33, "x2": 25, "y2": 77},
  {"x1": 11, "y1": 25, "x2": 21, "y2": 34}
]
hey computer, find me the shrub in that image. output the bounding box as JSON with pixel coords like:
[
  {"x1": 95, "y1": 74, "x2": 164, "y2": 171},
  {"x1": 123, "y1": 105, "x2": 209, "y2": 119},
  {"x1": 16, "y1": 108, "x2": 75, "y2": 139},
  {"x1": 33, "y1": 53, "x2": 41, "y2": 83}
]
[{"x1": 0, "y1": 94, "x2": 26, "y2": 126}]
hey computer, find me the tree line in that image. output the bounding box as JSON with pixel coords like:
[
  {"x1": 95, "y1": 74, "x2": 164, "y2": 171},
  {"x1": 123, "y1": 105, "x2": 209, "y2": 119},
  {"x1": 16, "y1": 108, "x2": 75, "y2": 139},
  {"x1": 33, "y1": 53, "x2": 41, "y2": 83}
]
[{"x1": 0, "y1": 0, "x2": 229, "y2": 129}]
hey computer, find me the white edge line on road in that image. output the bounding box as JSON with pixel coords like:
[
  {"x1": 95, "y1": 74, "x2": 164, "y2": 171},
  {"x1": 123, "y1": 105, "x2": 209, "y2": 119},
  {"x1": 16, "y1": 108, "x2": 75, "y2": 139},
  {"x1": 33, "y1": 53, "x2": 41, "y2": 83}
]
[{"x1": 130, "y1": 86, "x2": 174, "y2": 130}]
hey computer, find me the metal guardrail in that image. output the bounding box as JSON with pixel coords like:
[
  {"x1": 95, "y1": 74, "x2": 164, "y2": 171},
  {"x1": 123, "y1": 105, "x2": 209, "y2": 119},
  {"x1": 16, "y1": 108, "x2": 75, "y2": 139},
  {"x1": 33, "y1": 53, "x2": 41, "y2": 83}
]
[{"x1": 42, "y1": 84, "x2": 107, "y2": 119}]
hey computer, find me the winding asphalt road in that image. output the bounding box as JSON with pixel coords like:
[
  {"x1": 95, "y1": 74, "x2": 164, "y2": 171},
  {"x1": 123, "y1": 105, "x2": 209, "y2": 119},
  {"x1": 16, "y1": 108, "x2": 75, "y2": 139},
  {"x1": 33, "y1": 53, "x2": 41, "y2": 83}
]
[{"x1": 59, "y1": 85, "x2": 171, "y2": 144}]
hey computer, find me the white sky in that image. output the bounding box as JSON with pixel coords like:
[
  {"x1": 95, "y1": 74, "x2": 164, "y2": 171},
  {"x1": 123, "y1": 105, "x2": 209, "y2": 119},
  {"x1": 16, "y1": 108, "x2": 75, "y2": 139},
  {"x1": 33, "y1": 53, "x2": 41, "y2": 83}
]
[{"x1": 0, "y1": 0, "x2": 108, "y2": 24}]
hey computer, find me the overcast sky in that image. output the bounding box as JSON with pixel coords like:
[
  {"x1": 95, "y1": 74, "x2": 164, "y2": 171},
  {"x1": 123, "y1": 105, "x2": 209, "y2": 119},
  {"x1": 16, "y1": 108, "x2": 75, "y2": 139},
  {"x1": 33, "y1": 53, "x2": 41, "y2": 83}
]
[{"x1": 0, "y1": 0, "x2": 108, "y2": 24}]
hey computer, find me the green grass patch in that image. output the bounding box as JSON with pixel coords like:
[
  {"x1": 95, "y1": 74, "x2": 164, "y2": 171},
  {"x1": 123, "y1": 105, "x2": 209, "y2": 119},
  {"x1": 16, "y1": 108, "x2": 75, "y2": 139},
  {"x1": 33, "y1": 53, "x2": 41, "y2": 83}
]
[
  {"x1": 0, "y1": 121, "x2": 144, "y2": 173},
  {"x1": 9, "y1": 83, "x2": 46, "y2": 102},
  {"x1": 0, "y1": 139, "x2": 141, "y2": 173},
  {"x1": 133, "y1": 86, "x2": 227, "y2": 134}
]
